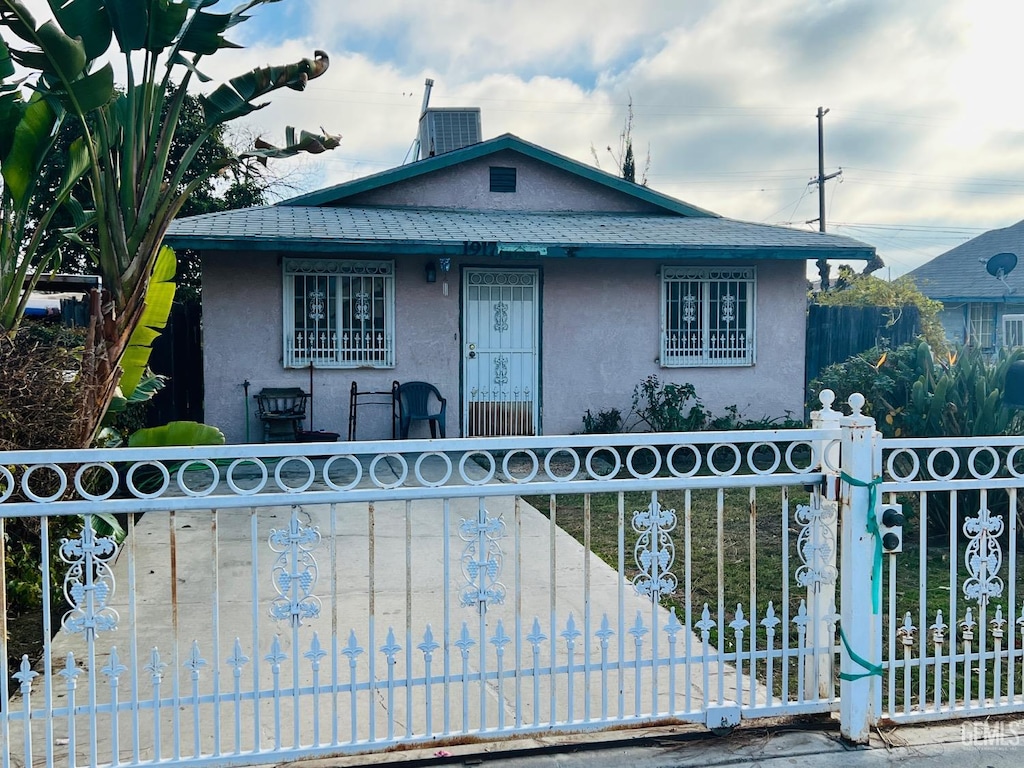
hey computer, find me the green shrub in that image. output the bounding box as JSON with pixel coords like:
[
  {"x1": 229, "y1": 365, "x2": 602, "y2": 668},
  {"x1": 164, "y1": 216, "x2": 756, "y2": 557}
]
[
  {"x1": 808, "y1": 341, "x2": 919, "y2": 431},
  {"x1": 810, "y1": 340, "x2": 1024, "y2": 438},
  {"x1": 582, "y1": 377, "x2": 808, "y2": 435},
  {"x1": 811, "y1": 341, "x2": 1024, "y2": 537},
  {"x1": 629, "y1": 375, "x2": 709, "y2": 432},
  {"x1": 581, "y1": 408, "x2": 623, "y2": 434}
]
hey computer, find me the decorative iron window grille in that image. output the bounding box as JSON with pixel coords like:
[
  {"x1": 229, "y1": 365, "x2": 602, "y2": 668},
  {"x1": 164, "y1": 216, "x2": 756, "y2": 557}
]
[
  {"x1": 661, "y1": 266, "x2": 755, "y2": 367},
  {"x1": 283, "y1": 259, "x2": 395, "y2": 368}
]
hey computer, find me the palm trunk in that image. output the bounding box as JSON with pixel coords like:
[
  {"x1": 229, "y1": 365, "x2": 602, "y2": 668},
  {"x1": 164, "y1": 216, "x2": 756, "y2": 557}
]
[{"x1": 77, "y1": 279, "x2": 150, "y2": 447}]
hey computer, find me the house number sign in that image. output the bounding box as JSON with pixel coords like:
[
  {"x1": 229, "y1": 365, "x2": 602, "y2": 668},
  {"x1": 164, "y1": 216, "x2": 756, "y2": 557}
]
[
  {"x1": 463, "y1": 241, "x2": 498, "y2": 257},
  {"x1": 463, "y1": 241, "x2": 545, "y2": 257}
]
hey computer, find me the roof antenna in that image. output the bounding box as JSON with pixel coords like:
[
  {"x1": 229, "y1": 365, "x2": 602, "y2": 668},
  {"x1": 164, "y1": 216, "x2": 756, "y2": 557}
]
[
  {"x1": 980, "y1": 252, "x2": 1018, "y2": 295},
  {"x1": 403, "y1": 78, "x2": 434, "y2": 164}
]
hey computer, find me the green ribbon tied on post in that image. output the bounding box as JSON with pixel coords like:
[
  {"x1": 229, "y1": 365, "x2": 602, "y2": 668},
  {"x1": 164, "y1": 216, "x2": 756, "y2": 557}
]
[
  {"x1": 838, "y1": 625, "x2": 884, "y2": 680},
  {"x1": 840, "y1": 471, "x2": 884, "y2": 614},
  {"x1": 838, "y1": 470, "x2": 885, "y2": 681}
]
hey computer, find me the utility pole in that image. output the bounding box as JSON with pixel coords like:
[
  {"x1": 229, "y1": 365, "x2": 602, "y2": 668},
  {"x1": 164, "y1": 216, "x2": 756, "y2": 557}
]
[{"x1": 814, "y1": 107, "x2": 842, "y2": 289}]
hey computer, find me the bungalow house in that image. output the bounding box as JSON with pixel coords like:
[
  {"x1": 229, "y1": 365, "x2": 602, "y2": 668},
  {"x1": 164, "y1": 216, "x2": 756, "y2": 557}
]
[
  {"x1": 906, "y1": 218, "x2": 1024, "y2": 352},
  {"x1": 165, "y1": 131, "x2": 875, "y2": 442}
]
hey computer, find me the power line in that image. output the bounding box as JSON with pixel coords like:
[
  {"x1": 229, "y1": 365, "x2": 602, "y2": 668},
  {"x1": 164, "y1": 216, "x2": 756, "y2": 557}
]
[
  {"x1": 843, "y1": 166, "x2": 1024, "y2": 185},
  {"x1": 830, "y1": 222, "x2": 990, "y2": 234}
]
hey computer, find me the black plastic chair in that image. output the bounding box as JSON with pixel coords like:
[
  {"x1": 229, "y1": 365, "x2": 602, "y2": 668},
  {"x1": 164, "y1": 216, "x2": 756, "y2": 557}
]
[{"x1": 395, "y1": 381, "x2": 447, "y2": 438}]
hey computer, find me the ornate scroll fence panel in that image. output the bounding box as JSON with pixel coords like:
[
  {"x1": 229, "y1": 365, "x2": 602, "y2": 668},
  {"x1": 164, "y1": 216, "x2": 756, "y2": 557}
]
[
  {"x1": 879, "y1": 436, "x2": 1024, "y2": 723},
  {"x1": 0, "y1": 426, "x2": 843, "y2": 768}
]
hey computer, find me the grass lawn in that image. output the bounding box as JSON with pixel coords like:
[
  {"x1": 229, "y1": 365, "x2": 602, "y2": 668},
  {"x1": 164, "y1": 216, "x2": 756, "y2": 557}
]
[
  {"x1": 523, "y1": 485, "x2": 815, "y2": 651},
  {"x1": 523, "y1": 483, "x2": 1024, "y2": 709}
]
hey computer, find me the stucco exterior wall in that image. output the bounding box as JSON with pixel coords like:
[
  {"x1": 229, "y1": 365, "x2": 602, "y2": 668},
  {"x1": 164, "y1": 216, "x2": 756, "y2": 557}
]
[
  {"x1": 539, "y1": 259, "x2": 807, "y2": 434},
  {"x1": 203, "y1": 253, "x2": 808, "y2": 443},
  {"x1": 203, "y1": 252, "x2": 463, "y2": 443},
  {"x1": 344, "y1": 151, "x2": 664, "y2": 213}
]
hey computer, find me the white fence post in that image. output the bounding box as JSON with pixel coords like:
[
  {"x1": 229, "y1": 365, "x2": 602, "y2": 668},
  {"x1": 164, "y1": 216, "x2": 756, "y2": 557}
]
[
  {"x1": 806, "y1": 390, "x2": 840, "y2": 699},
  {"x1": 838, "y1": 393, "x2": 881, "y2": 743}
]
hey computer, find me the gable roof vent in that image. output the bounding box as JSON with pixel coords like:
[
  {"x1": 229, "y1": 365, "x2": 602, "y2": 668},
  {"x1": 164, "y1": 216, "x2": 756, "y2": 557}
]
[{"x1": 419, "y1": 108, "x2": 482, "y2": 159}]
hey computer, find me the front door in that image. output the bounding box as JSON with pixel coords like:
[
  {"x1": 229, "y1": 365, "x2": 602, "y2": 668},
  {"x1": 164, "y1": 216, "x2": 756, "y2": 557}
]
[{"x1": 462, "y1": 269, "x2": 539, "y2": 436}]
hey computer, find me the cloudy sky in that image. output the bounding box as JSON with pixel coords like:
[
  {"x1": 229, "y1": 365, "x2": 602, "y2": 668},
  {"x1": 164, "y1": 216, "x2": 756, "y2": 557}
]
[{"x1": 24, "y1": 0, "x2": 1024, "y2": 278}]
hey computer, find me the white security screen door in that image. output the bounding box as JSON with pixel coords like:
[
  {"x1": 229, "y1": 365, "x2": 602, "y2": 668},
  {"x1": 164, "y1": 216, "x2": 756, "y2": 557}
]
[{"x1": 463, "y1": 269, "x2": 539, "y2": 436}]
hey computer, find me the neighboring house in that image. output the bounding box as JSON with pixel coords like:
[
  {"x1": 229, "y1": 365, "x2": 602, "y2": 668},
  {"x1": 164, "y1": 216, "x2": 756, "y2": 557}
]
[
  {"x1": 907, "y1": 218, "x2": 1024, "y2": 351},
  {"x1": 165, "y1": 132, "x2": 875, "y2": 442}
]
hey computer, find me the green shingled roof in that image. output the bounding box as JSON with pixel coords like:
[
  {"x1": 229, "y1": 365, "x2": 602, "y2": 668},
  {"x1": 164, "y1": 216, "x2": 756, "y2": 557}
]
[
  {"x1": 165, "y1": 205, "x2": 875, "y2": 262},
  {"x1": 165, "y1": 133, "x2": 875, "y2": 262}
]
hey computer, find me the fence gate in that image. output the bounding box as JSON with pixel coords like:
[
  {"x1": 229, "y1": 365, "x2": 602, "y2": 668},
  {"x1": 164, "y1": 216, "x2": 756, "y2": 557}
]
[{"x1": 0, "y1": 426, "x2": 851, "y2": 768}]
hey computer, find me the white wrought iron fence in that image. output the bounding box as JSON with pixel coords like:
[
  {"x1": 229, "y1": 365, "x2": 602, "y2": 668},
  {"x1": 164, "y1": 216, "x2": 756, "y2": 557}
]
[{"x1": 879, "y1": 434, "x2": 1024, "y2": 722}]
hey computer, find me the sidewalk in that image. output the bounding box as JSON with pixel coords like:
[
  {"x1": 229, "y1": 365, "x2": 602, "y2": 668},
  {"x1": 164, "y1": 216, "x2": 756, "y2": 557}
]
[{"x1": 281, "y1": 714, "x2": 1024, "y2": 767}]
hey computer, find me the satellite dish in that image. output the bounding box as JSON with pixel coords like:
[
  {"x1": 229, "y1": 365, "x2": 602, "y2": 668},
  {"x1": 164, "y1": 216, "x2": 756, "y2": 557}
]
[
  {"x1": 986, "y1": 252, "x2": 1018, "y2": 277},
  {"x1": 985, "y1": 252, "x2": 1018, "y2": 294}
]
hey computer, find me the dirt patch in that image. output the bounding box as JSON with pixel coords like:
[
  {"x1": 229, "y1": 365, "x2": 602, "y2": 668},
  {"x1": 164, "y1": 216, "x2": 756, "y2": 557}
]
[{"x1": 6, "y1": 606, "x2": 57, "y2": 670}]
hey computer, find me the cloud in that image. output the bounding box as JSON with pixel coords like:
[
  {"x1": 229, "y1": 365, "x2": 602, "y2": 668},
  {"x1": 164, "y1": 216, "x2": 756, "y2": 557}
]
[{"x1": 8, "y1": 0, "x2": 1024, "y2": 276}]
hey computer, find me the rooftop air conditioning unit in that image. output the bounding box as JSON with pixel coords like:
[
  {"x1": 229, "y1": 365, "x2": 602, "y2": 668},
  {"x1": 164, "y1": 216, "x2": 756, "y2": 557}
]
[{"x1": 418, "y1": 108, "x2": 482, "y2": 159}]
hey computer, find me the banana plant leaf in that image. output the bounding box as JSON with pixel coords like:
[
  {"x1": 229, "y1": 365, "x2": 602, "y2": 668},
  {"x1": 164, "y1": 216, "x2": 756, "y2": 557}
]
[
  {"x1": 0, "y1": 1, "x2": 35, "y2": 43},
  {"x1": 118, "y1": 244, "x2": 176, "y2": 399},
  {"x1": 145, "y1": 0, "x2": 189, "y2": 53},
  {"x1": 0, "y1": 89, "x2": 25, "y2": 162},
  {"x1": 175, "y1": 9, "x2": 240, "y2": 55},
  {"x1": 1, "y1": 94, "x2": 55, "y2": 205},
  {"x1": 6, "y1": 16, "x2": 87, "y2": 81},
  {"x1": 103, "y1": 0, "x2": 148, "y2": 52},
  {"x1": 46, "y1": 0, "x2": 111, "y2": 60},
  {"x1": 200, "y1": 50, "x2": 328, "y2": 126},
  {"x1": 67, "y1": 61, "x2": 114, "y2": 111},
  {"x1": 127, "y1": 420, "x2": 226, "y2": 448},
  {"x1": 102, "y1": 371, "x2": 168, "y2": 425},
  {"x1": 55, "y1": 135, "x2": 92, "y2": 203},
  {"x1": 0, "y1": 32, "x2": 13, "y2": 77},
  {"x1": 243, "y1": 126, "x2": 341, "y2": 163}
]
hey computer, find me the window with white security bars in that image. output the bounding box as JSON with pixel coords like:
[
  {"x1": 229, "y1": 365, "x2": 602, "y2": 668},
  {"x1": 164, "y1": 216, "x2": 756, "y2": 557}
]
[
  {"x1": 967, "y1": 303, "x2": 995, "y2": 348},
  {"x1": 661, "y1": 266, "x2": 755, "y2": 366},
  {"x1": 1003, "y1": 313, "x2": 1024, "y2": 348},
  {"x1": 283, "y1": 259, "x2": 395, "y2": 368}
]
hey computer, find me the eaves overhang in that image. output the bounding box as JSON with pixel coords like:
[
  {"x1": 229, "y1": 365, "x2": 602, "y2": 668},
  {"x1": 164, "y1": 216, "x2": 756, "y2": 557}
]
[
  {"x1": 164, "y1": 236, "x2": 873, "y2": 263},
  {"x1": 927, "y1": 294, "x2": 1021, "y2": 304}
]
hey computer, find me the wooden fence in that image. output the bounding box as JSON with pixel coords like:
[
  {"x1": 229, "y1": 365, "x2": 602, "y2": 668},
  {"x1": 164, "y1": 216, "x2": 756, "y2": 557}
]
[{"x1": 805, "y1": 303, "x2": 920, "y2": 387}]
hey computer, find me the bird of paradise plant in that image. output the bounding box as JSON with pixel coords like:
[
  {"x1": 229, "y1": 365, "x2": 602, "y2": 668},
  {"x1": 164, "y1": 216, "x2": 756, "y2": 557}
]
[{"x1": 0, "y1": 0, "x2": 339, "y2": 445}]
